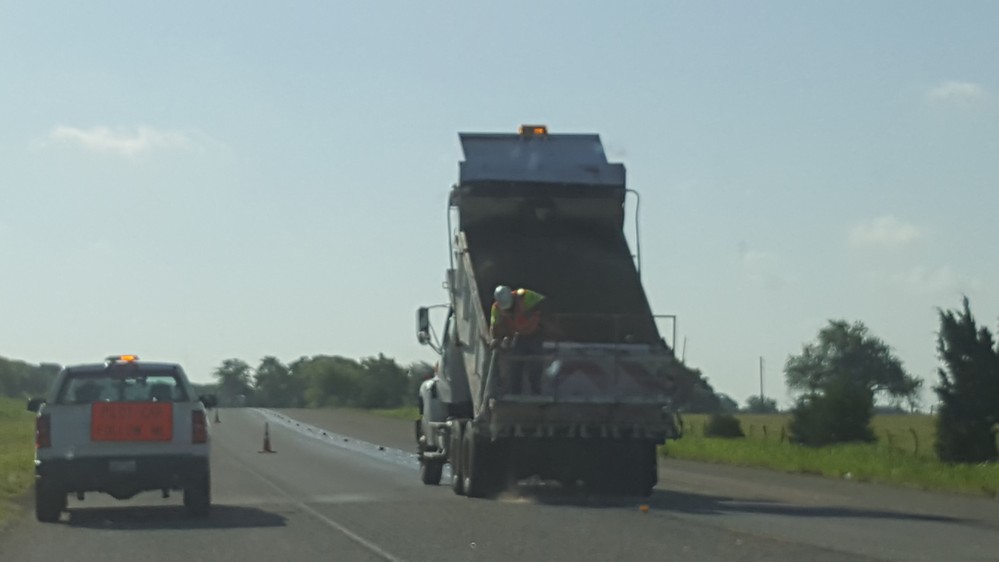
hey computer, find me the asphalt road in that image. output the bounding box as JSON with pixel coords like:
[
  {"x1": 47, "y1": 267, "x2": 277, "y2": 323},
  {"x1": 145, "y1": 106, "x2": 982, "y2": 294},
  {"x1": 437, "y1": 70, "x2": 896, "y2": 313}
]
[{"x1": 2, "y1": 407, "x2": 998, "y2": 561}]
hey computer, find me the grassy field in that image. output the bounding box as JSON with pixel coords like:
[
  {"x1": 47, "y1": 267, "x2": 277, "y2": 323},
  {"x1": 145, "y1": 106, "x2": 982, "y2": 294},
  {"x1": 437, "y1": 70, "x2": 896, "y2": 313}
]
[
  {"x1": 0, "y1": 397, "x2": 36, "y2": 523},
  {"x1": 679, "y1": 413, "x2": 940, "y2": 458},
  {"x1": 663, "y1": 435, "x2": 999, "y2": 498},
  {"x1": 668, "y1": 413, "x2": 999, "y2": 497},
  {"x1": 366, "y1": 407, "x2": 999, "y2": 497}
]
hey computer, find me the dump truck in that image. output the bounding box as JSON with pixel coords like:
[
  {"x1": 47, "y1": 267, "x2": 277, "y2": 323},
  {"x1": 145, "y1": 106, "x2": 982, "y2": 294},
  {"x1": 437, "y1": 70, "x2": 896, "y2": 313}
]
[{"x1": 415, "y1": 125, "x2": 687, "y2": 498}]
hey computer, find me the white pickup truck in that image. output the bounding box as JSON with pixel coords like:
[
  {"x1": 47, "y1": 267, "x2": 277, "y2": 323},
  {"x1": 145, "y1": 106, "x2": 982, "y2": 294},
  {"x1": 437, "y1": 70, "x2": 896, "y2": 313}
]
[{"x1": 27, "y1": 355, "x2": 217, "y2": 522}]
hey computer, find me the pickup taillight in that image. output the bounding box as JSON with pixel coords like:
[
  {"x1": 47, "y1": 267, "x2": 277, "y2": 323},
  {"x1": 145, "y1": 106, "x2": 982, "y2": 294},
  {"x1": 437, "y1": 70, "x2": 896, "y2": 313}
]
[
  {"x1": 36, "y1": 414, "x2": 51, "y2": 449},
  {"x1": 192, "y1": 411, "x2": 208, "y2": 444}
]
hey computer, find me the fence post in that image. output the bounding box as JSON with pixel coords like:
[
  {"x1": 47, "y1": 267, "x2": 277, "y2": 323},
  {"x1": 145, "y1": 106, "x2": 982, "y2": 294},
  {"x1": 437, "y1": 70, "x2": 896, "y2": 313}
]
[
  {"x1": 910, "y1": 427, "x2": 919, "y2": 456},
  {"x1": 885, "y1": 430, "x2": 895, "y2": 448},
  {"x1": 780, "y1": 426, "x2": 787, "y2": 445},
  {"x1": 762, "y1": 425, "x2": 768, "y2": 441},
  {"x1": 749, "y1": 425, "x2": 755, "y2": 438}
]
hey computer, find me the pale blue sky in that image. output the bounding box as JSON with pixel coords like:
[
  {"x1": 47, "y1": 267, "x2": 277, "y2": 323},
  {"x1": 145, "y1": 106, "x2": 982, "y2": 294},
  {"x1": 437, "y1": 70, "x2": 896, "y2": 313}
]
[{"x1": 2, "y1": 2, "x2": 997, "y2": 407}]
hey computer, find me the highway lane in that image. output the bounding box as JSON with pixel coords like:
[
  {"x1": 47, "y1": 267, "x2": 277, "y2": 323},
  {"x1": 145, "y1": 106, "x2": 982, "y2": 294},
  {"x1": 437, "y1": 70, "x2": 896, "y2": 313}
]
[{"x1": 0, "y1": 407, "x2": 996, "y2": 561}]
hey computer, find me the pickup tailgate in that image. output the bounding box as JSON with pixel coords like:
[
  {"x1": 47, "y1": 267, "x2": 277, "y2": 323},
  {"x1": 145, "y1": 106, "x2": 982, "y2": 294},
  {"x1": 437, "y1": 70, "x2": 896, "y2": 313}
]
[{"x1": 47, "y1": 401, "x2": 197, "y2": 458}]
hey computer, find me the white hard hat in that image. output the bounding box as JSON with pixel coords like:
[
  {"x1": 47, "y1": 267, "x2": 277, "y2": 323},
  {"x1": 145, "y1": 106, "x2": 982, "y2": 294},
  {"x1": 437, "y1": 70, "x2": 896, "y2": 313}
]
[{"x1": 494, "y1": 285, "x2": 513, "y2": 310}]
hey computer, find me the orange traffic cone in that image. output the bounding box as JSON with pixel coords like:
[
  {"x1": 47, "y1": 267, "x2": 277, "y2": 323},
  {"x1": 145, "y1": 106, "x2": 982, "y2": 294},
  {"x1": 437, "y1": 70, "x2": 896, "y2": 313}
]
[{"x1": 259, "y1": 422, "x2": 276, "y2": 453}]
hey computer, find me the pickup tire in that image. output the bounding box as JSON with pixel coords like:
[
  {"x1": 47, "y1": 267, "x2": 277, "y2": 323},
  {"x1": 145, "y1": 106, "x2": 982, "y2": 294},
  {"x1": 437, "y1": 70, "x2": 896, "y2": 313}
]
[
  {"x1": 184, "y1": 470, "x2": 211, "y2": 517},
  {"x1": 34, "y1": 477, "x2": 64, "y2": 523}
]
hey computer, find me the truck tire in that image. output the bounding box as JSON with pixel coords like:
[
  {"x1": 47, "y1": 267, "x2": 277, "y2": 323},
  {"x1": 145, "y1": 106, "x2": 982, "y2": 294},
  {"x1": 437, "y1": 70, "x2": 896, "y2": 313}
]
[
  {"x1": 184, "y1": 470, "x2": 212, "y2": 517},
  {"x1": 449, "y1": 422, "x2": 465, "y2": 496},
  {"x1": 586, "y1": 440, "x2": 654, "y2": 497},
  {"x1": 461, "y1": 423, "x2": 497, "y2": 499},
  {"x1": 641, "y1": 442, "x2": 659, "y2": 496},
  {"x1": 615, "y1": 441, "x2": 657, "y2": 497},
  {"x1": 420, "y1": 459, "x2": 444, "y2": 485},
  {"x1": 34, "y1": 476, "x2": 64, "y2": 523}
]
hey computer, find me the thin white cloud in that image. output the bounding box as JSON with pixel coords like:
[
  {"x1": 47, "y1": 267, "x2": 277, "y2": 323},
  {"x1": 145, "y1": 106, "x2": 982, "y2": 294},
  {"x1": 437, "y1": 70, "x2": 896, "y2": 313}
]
[
  {"x1": 48, "y1": 125, "x2": 200, "y2": 156},
  {"x1": 888, "y1": 265, "x2": 982, "y2": 296},
  {"x1": 849, "y1": 215, "x2": 921, "y2": 249},
  {"x1": 925, "y1": 81, "x2": 988, "y2": 104}
]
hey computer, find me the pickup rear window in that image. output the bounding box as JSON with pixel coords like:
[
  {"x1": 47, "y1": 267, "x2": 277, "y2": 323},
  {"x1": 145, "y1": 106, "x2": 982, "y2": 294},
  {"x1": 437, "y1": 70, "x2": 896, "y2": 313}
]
[{"x1": 56, "y1": 371, "x2": 189, "y2": 405}]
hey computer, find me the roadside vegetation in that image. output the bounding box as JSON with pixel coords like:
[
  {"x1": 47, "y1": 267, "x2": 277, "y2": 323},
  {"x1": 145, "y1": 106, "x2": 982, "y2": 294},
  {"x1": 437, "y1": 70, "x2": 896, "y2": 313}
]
[
  {"x1": 1, "y1": 296, "x2": 995, "y2": 501},
  {"x1": 666, "y1": 296, "x2": 999, "y2": 497},
  {"x1": 668, "y1": 412, "x2": 999, "y2": 496},
  {"x1": 0, "y1": 397, "x2": 35, "y2": 523},
  {"x1": 663, "y1": 428, "x2": 999, "y2": 497}
]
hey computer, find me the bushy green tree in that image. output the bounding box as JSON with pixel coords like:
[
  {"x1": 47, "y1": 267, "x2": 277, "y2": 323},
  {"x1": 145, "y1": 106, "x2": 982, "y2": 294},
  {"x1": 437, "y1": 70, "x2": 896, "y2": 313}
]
[
  {"x1": 675, "y1": 368, "x2": 727, "y2": 414},
  {"x1": 934, "y1": 297, "x2": 999, "y2": 463},
  {"x1": 705, "y1": 413, "x2": 745, "y2": 438},
  {"x1": 785, "y1": 320, "x2": 917, "y2": 446},
  {"x1": 298, "y1": 355, "x2": 365, "y2": 407},
  {"x1": 745, "y1": 395, "x2": 779, "y2": 413},
  {"x1": 717, "y1": 394, "x2": 740, "y2": 414},
  {"x1": 253, "y1": 356, "x2": 305, "y2": 407},
  {"x1": 786, "y1": 320, "x2": 922, "y2": 409},
  {"x1": 212, "y1": 358, "x2": 255, "y2": 406},
  {"x1": 789, "y1": 376, "x2": 875, "y2": 446},
  {"x1": 357, "y1": 354, "x2": 408, "y2": 409}
]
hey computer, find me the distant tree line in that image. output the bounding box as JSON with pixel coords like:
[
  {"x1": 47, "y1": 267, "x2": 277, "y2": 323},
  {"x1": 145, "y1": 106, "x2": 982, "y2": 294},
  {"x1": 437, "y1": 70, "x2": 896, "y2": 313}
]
[
  {"x1": 206, "y1": 353, "x2": 432, "y2": 410},
  {"x1": 0, "y1": 357, "x2": 59, "y2": 399}
]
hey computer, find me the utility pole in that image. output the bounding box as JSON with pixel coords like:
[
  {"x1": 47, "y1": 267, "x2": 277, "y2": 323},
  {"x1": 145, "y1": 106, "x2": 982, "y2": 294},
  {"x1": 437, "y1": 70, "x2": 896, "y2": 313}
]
[{"x1": 759, "y1": 356, "x2": 765, "y2": 399}]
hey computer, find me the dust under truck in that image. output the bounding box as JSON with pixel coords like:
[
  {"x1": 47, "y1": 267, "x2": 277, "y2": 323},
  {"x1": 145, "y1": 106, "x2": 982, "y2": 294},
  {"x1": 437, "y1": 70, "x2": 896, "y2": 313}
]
[{"x1": 415, "y1": 125, "x2": 689, "y2": 498}]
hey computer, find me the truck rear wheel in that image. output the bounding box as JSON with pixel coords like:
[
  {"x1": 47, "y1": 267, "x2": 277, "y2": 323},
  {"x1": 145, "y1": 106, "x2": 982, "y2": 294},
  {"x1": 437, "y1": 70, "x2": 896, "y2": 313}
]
[
  {"x1": 586, "y1": 440, "x2": 657, "y2": 497},
  {"x1": 449, "y1": 422, "x2": 465, "y2": 496},
  {"x1": 34, "y1": 476, "x2": 64, "y2": 523},
  {"x1": 627, "y1": 441, "x2": 658, "y2": 497},
  {"x1": 462, "y1": 423, "x2": 493, "y2": 498}
]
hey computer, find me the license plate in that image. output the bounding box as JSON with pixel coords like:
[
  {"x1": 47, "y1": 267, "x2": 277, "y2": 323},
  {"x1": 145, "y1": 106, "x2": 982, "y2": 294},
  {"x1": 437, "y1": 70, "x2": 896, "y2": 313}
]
[{"x1": 109, "y1": 460, "x2": 137, "y2": 473}]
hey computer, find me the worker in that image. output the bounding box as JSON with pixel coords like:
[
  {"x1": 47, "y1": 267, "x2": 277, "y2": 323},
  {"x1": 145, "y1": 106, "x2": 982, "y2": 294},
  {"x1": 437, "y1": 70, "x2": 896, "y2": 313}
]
[{"x1": 490, "y1": 285, "x2": 546, "y2": 395}]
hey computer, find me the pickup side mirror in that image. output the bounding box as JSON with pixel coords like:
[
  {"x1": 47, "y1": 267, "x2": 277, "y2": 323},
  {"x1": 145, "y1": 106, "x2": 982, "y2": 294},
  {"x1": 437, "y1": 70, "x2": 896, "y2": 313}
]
[
  {"x1": 27, "y1": 397, "x2": 46, "y2": 412},
  {"x1": 199, "y1": 394, "x2": 218, "y2": 408},
  {"x1": 417, "y1": 307, "x2": 430, "y2": 345}
]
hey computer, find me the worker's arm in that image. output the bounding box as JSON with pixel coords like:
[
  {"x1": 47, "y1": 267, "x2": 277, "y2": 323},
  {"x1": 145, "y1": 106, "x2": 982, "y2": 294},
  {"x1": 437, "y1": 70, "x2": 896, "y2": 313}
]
[{"x1": 489, "y1": 304, "x2": 508, "y2": 341}]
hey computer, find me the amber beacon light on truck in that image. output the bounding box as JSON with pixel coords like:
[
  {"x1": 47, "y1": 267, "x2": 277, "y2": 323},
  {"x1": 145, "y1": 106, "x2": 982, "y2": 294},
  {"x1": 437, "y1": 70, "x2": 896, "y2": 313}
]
[
  {"x1": 104, "y1": 354, "x2": 139, "y2": 367},
  {"x1": 518, "y1": 124, "x2": 548, "y2": 137}
]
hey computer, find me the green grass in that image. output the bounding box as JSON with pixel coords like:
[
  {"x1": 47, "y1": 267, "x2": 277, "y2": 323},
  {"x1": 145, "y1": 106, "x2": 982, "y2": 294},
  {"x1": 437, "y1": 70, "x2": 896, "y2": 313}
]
[
  {"x1": 667, "y1": 413, "x2": 999, "y2": 497},
  {"x1": 0, "y1": 397, "x2": 36, "y2": 523},
  {"x1": 680, "y1": 413, "x2": 940, "y2": 458}
]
